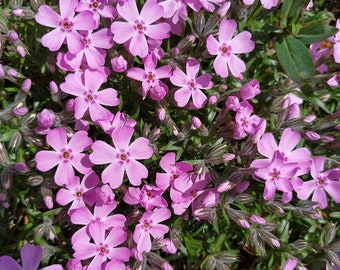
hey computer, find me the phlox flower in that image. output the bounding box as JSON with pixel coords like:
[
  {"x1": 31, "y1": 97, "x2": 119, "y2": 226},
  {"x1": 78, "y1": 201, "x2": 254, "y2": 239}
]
[
  {"x1": 156, "y1": 152, "x2": 193, "y2": 191},
  {"x1": 206, "y1": 19, "x2": 255, "y2": 79},
  {"x1": 297, "y1": 157, "x2": 340, "y2": 209},
  {"x1": 63, "y1": 28, "x2": 113, "y2": 69},
  {"x1": 127, "y1": 54, "x2": 171, "y2": 100},
  {"x1": 327, "y1": 72, "x2": 340, "y2": 87},
  {"x1": 97, "y1": 111, "x2": 137, "y2": 135},
  {"x1": 73, "y1": 222, "x2": 131, "y2": 270},
  {"x1": 133, "y1": 207, "x2": 171, "y2": 253},
  {"x1": 250, "y1": 128, "x2": 312, "y2": 175},
  {"x1": 243, "y1": 0, "x2": 278, "y2": 9},
  {"x1": 111, "y1": 0, "x2": 170, "y2": 58},
  {"x1": 35, "y1": 128, "x2": 93, "y2": 186},
  {"x1": 309, "y1": 41, "x2": 330, "y2": 73},
  {"x1": 89, "y1": 126, "x2": 154, "y2": 188},
  {"x1": 60, "y1": 69, "x2": 119, "y2": 122},
  {"x1": 0, "y1": 244, "x2": 62, "y2": 270},
  {"x1": 123, "y1": 184, "x2": 168, "y2": 210},
  {"x1": 254, "y1": 151, "x2": 298, "y2": 201},
  {"x1": 159, "y1": 0, "x2": 189, "y2": 24},
  {"x1": 170, "y1": 58, "x2": 213, "y2": 108},
  {"x1": 56, "y1": 171, "x2": 99, "y2": 212},
  {"x1": 35, "y1": 0, "x2": 97, "y2": 54},
  {"x1": 331, "y1": 19, "x2": 340, "y2": 63}
]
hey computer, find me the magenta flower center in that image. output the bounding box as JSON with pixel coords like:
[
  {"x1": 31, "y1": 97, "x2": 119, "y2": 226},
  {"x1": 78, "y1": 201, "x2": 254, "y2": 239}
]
[
  {"x1": 63, "y1": 152, "x2": 69, "y2": 158},
  {"x1": 76, "y1": 191, "x2": 82, "y2": 197},
  {"x1": 317, "y1": 177, "x2": 325, "y2": 185},
  {"x1": 98, "y1": 244, "x2": 108, "y2": 256},
  {"x1": 172, "y1": 174, "x2": 178, "y2": 179},
  {"x1": 134, "y1": 20, "x2": 146, "y2": 33},
  {"x1": 91, "y1": 0, "x2": 99, "y2": 9},
  {"x1": 60, "y1": 19, "x2": 73, "y2": 32},
  {"x1": 146, "y1": 190, "x2": 152, "y2": 197},
  {"x1": 188, "y1": 80, "x2": 196, "y2": 90},
  {"x1": 147, "y1": 73, "x2": 154, "y2": 81},
  {"x1": 220, "y1": 44, "x2": 231, "y2": 57},
  {"x1": 120, "y1": 154, "x2": 127, "y2": 160},
  {"x1": 269, "y1": 168, "x2": 280, "y2": 180},
  {"x1": 84, "y1": 90, "x2": 97, "y2": 103}
]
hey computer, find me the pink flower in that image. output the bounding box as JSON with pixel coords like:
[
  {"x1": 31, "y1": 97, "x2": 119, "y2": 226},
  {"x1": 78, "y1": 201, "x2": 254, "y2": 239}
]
[
  {"x1": 170, "y1": 58, "x2": 213, "y2": 108},
  {"x1": 206, "y1": 19, "x2": 255, "y2": 79},
  {"x1": 243, "y1": 0, "x2": 278, "y2": 9},
  {"x1": 35, "y1": 0, "x2": 97, "y2": 54},
  {"x1": 73, "y1": 223, "x2": 131, "y2": 270},
  {"x1": 156, "y1": 152, "x2": 193, "y2": 191},
  {"x1": 233, "y1": 101, "x2": 261, "y2": 139},
  {"x1": 35, "y1": 128, "x2": 93, "y2": 186},
  {"x1": 63, "y1": 28, "x2": 113, "y2": 69},
  {"x1": 240, "y1": 79, "x2": 261, "y2": 101},
  {"x1": 89, "y1": 126, "x2": 154, "y2": 188},
  {"x1": 297, "y1": 157, "x2": 340, "y2": 209},
  {"x1": 332, "y1": 19, "x2": 340, "y2": 63},
  {"x1": 0, "y1": 244, "x2": 62, "y2": 270},
  {"x1": 127, "y1": 54, "x2": 171, "y2": 100},
  {"x1": 56, "y1": 171, "x2": 99, "y2": 211},
  {"x1": 35, "y1": 109, "x2": 56, "y2": 135},
  {"x1": 111, "y1": 55, "x2": 128, "y2": 73},
  {"x1": 111, "y1": 0, "x2": 170, "y2": 58},
  {"x1": 60, "y1": 69, "x2": 119, "y2": 122},
  {"x1": 133, "y1": 207, "x2": 171, "y2": 253}
]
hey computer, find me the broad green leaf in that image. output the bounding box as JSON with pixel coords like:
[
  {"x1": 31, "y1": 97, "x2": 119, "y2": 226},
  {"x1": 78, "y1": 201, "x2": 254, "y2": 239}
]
[
  {"x1": 296, "y1": 25, "x2": 338, "y2": 44},
  {"x1": 280, "y1": 0, "x2": 306, "y2": 20},
  {"x1": 303, "y1": 11, "x2": 335, "y2": 27},
  {"x1": 274, "y1": 35, "x2": 314, "y2": 82}
]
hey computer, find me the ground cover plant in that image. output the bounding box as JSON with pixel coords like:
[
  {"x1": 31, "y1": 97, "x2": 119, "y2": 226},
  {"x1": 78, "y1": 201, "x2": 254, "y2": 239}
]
[{"x1": 0, "y1": 0, "x2": 339, "y2": 269}]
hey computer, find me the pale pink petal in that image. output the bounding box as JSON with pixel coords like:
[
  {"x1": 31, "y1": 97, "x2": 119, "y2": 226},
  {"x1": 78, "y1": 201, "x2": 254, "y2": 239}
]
[
  {"x1": 127, "y1": 68, "x2": 146, "y2": 81},
  {"x1": 144, "y1": 23, "x2": 170, "y2": 40},
  {"x1": 105, "y1": 228, "x2": 127, "y2": 247},
  {"x1": 230, "y1": 31, "x2": 255, "y2": 54},
  {"x1": 159, "y1": 152, "x2": 176, "y2": 173},
  {"x1": 117, "y1": 0, "x2": 139, "y2": 23},
  {"x1": 102, "y1": 161, "x2": 125, "y2": 189},
  {"x1": 111, "y1": 126, "x2": 134, "y2": 150},
  {"x1": 261, "y1": 0, "x2": 278, "y2": 9},
  {"x1": 312, "y1": 187, "x2": 328, "y2": 209},
  {"x1": 275, "y1": 178, "x2": 293, "y2": 193},
  {"x1": 227, "y1": 54, "x2": 246, "y2": 79},
  {"x1": 60, "y1": 73, "x2": 86, "y2": 96},
  {"x1": 155, "y1": 65, "x2": 171, "y2": 79},
  {"x1": 257, "y1": 133, "x2": 278, "y2": 158},
  {"x1": 151, "y1": 208, "x2": 171, "y2": 223},
  {"x1": 128, "y1": 137, "x2": 153, "y2": 159},
  {"x1": 170, "y1": 69, "x2": 188, "y2": 87},
  {"x1": 94, "y1": 204, "x2": 117, "y2": 221},
  {"x1": 263, "y1": 178, "x2": 276, "y2": 200},
  {"x1": 56, "y1": 189, "x2": 74, "y2": 206},
  {"x1": 103, "y1": 214, "x2": 126, "y2": 229},
  {"x1": 186, "y1": 59, "x2": 200, "y2": 79},
  {"x1": 91, "y1": 28, "x2": 113, "y2": 49},
  {"x1": 85, "y1": 47, "x2": 105, "y2": 69},
  {"x1": 21, "y1": 244, "x2": 43, "y2": 270},
  {"x1": 40, "y1": 265, "x2": 63, "y2": 270},
  {"x1": 73, "y1": 242, "x2": 97, "y2": 259},
  {"x1": 213, "y1": 55, "x2": 228, "y2": 78},
  {"x1": 54, "y1": 161, "x2": 75, "y2": 186},
  {"x1": 96, "y1": 88, "x2": 120, "y2": 106},
  {"x1": 219, "y1": 19, "x2": 237, "y2": 43},
  {"x1": 90, "y1": 141, "x2": 117, "y2": 165},
  {"x1": 111, "y1": 22, "x2": 135, "y2": 44},
  {"x1": 65, "y1": 31, "x2": 84, "y2": 54},
  {"x1": 250, "y1": 158, "x2": 271, "y2": 169},
  {"x1": 70, "y1": 207, "x2": 93, "y2": 225},
  {"x1": 41, "y1": 28, "x2": 66, "y2": 52},
  {"x1": 297, "y1": 180, "x2": 316, "y2": 200},
  {"x1": 334, "y1": 43, "x2": 340, "y2": 63},
  {"x1": 88, "y1": 102, "x2": 113, "y2": 122},
  {"x1": 174, "y1": 87, "x2": 191, "y2": 107},
  {"x1": 72, "y1": 11, "x2": 97, "y2": 30},
  {"x1": 59, "y1": 0, "x2": 77, "y2": 19},
  {"x1": 311, "y1": 157, "x2": 325, "y2": 180},
  {"x1": 70, "y1": 153, "x2": 92, "y2": 174},
  {"x1": 150, "y1": 224, "x2": 169, "y2": 239},
  {"x1": 136, "y1": 230, "x2": 151, "y2": 252},
  {"x1": 196, "y1": 73, "x2": 213, "y2": 89},
  {"x1": 206, "y1": 35, "x2": 219, "y2": 55},
  {"x1": 84, "y1": 70, "x2": 106, "y2": 92},
  {"x1": 47, "y1": 128, "x2": 67, "y2": 150},
  {"x1": 324, "y1": 181, "x2": 340, "y2": 203},
  {"x1": 107, "y1": 247, "x2": 131, "y2": 262},
  {"x1": 74, "y1": 97, "x2": 89, "y2": 119},
  {"x1": 278, "y1": 128, "x2": 300, "y2": 152},
  {"x1": 0, "y1": 256, "x2": 22, "y2": 270},
  {"x1": 35, "y1": 5, "x2": 60, "y2": 27},
  {"x1": 35, "y1": 151, "x2": 60, "y2": 172},
  {"x1": 125, "y1": 159, "x2": 148, "y2": 186},
  {"x1": 192, "y1": 89, "x2": 207, "y2": 108},
  {"x1": 140, "y1": 0, "x2": 163, "y2": 23},
  {"x1": 68, "y1": 131, "x2": 92, "y2": 153},
  {"x1": 130, "y1": 33, "x2": 148, "y2": 58},
  {"x1": 155, "y1": 173, "x2": 172, "y2": 190},
  {"x1": 89, "y1": 222, "x2": 105, "y2": 244}
]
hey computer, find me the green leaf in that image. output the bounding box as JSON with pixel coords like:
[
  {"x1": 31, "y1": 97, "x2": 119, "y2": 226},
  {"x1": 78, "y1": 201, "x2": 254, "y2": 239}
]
[
  {"x1": 0, "y1": 130, "x2": 17, "y2": 142},
  {"x1": 296, "y1": 25, "x2": 338, "y2": 44},
  {"x1": 280, "y1": 0, "x2": 306, "y2": 20},
  {"x1": 274, "y1": 35, "x2": 314, "y2": 82}
]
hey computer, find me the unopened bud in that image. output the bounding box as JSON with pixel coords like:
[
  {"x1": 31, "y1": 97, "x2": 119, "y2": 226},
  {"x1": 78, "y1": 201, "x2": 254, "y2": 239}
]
[
  {"x1": 49, "y1": 81, "x2": 58, "y2": 94},
  {"x1": 1, "y1": 169, "x2": 12, "y2": 189},
  {"x1": 217, "y1": 181, "x2": 233, "y2": 193},
  {"x1": 27, "y1": 175, "x2": 44, "y2": 186},
  {"x1": 16, "y1": 45, "x2": 26, "y2": 57},
  {"x1": 208, "y1": 95, "x2": 218, "y2": 105},
  {"x1": 13, "y1": 106, "x2": 28, "y2": 117},
  {"x1": 305, "y1": 131, "x2": 320, "y2": 141},
  {"x1": 225, "y1": 96, "x2": 240, "y2": 111},
  {"x1": 303, "y1": 114, "x2": 316, "y2": 123},
  {"x1": 9, "y1": 132, "x2": 22, "y2": 151},
  {"x1": 21, "y1": 78, "x2": 32, "y2": 92},
  {"x1": 250, "y1": 215, "x2": 266, "y2": 225},
  {"x1": 111, "y1": 55, "x2": 127, "y2": 73},
  {"x1": 8, "y1": 30, "x2": 19, "y2": 41},
  {"x1": 235, "y1": 181, "x2": 250, "y2": 193},
  {"x1": 191, "y1": 116, "x2": 202, "y2": 129},
  {"x1": 217, "y1": 1, "x2": 231, "y2": 17},
  {"x1": 13, "y1": 162, "x2": 29, "y2": 173},
  {"x1": 223, "y1": 153, "x2": 235, "y2": 161}
]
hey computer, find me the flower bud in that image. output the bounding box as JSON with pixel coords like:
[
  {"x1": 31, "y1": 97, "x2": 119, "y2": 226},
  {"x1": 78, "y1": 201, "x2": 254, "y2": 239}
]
[
  {"x1": 7, "y1": 68, "x2": 18, "y2": 77},
  {"x1": 1, "y1": 169, "x2": 12, "y2": 190},
  {"x1": 27, "y1": 175, "x2": 44, "y2": 186},
  {"x1": 225, "y1": 96, "x2": 240, "y2": 111},
  {"x1": 9, "y1": 132, "x2": 22, "y2": 151},
  {"x1": 49, "y1": 81, "x2": 58, "y2": 94},
  {"x1": 208, "y1": 95, "x2": 218, "y2": 105},
  {"x1": 0, "y1": 193, "x2": 6, "y2": 202},
  {"x1": 191, "y1": 116, "x2": 202, "y2": 129},
  {"x1": 0, "y1": 64, "x2": 4, "y2": 78},
  {"x1": 65, "y1": 99, "x2": 75, "y2": 112},
  {"x1": 240, "y1": 79, "x2": 261, "y2": 100},
  {"x1": 13, "y1": 162, "x2": 29, "y2": 173},
  {"x1": 8, "y1": 30, "x2": 19, "y2": 41},
  {"x1": 16, "y1": 45, "x2": 26, "y2": 57},
  {"x1": 303, "y1": 114, "x2": 316, "y2": 123},
  {"x1": 250, "y1": 214, "x2": 266, "y2": 225},
  {"x1": 217, "y1": 1, "x2": 231, "y2": 17},
  {"x1": 66, "y1": 258, "x2": 82, "y2": 270},
  {"x1": 13, "y1": 106, "x2": 28, "y2": 117},
  {"x1": 111, "y1": 55, "x2": 127, "y2": 73},
  {"x1": 21, "y1": 78, "x2": 31, "y2": 92},
  {"x1": 305, "y1": 131, "x2": 320, "y2": 141},
  {"x1": 217, "y1": 181, "x2": 233, "y2": 193}
]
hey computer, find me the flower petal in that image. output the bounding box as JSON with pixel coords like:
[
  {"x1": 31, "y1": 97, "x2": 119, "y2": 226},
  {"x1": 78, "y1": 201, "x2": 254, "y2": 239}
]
[
  {"x1": 128, "y1": 137, "x2": 153, "y2": 159},
  {"x1": 35, "y1": 151, "x2": 60, "y2": 172},
  {"x1": 21, "y1": 244, "x2": 43, "y2": 270},
  {"x1": 35, "y1": 5, "x2": 60, "y2": 28},
  {"x1": 125, "y1": 159, "x2": 148, "y2": 186},
  {"x1": 41, "y1": 28, "x2": 66, "y2": 52}
]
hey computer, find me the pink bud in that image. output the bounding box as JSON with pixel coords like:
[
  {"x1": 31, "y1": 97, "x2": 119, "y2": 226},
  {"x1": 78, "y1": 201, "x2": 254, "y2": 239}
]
[
  {"x1": 14, "y1": 162, "x2": 30, "y2": 173},
  {"x1": 223, "y1": 153, "x2": 235, "y2": 161},
  {"x1": 13, "y1": 106, "x2": 28, "y2": 117},
  {"x1": 16, "y1": 45, "x2": 26, "y2": 57},
  {"x1": 303, "y1": 114, "x2": 316, "y2": 123},
  {"x1": 0, "y1": 64, "x2": 4, "y2": 78},
  {"x1": 238, "y1": 218, "x2": 250, "y2": 229},
  {"x1": 150, "y1": 84, "x2": 167, "y2": 100},
  {"x1": 65, "y1": 99, "x2": 75, "y2": 112},
  {"x1": 44, "y1": 195, "x2": 54, "y2": 209},
  {"x1": 21, "y1": 78, "x2": 31, "y2": 92},
  {"x1": 225, "y1": 96, "x2": 240, "y2": 111},
  {"x1": 111, "y1": 56, "x2": 127, "y2": 72},
  {"x1": 191, "y1": 116, "x2": 202, "y2": 129},
  {"x1": 96, "y1": 184, "x2": 116, "y2": 206},
  {"x1": 8, "y1": 31, "x2": 19, "y2": 41},
  {"x1": 49, "y1": 81, "x2": 58, "y2": 94},
  {"x1": 7, "y1": 68, "x2": 18, "y2": 77},
  {"x1": 0, "y1": 193, "x2": 6, "y2": 201},
  {"x1": 158, "y1": 108, "x2": 166, "y2": 121},
  {"x1": 240, "y1": 79, "x2": 261, "y2": 100},
  {"x1": 217, "y1": 1, "x2": 231, "y2": 17},
  {"x1": 37, "y1": 109, "x2": 56, "y2": 129},
  {"x1": 236, "y1": 181, "x2": 250, "y2": 193},
  {"x1": 250, "y1": 214, "x2": 266, "y2": 225},
  {"x1": 217, "y1": 181, "x2": 233, "y2": 193},
  {"x1": 66, "y1": 258, "x2": 83, "y2": 270},
  {"x1": 209, "y1": 95, "x2": 218, "y2": 105},
  {"x1": 305, "y1": 131, "x2": 320, "y2": 141},
  {"x1": 162, "y1": 262, "x2": 173, "y2": 270},
  {"x1": 283, "y1": 258, "x2": 298, "y2": 270},
  {"x1": 321, "y1": 135, "x2": 334, "y2": 142},
  {"x1": 170, "y1": 48, "x2": 180, "y2": 56}
]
